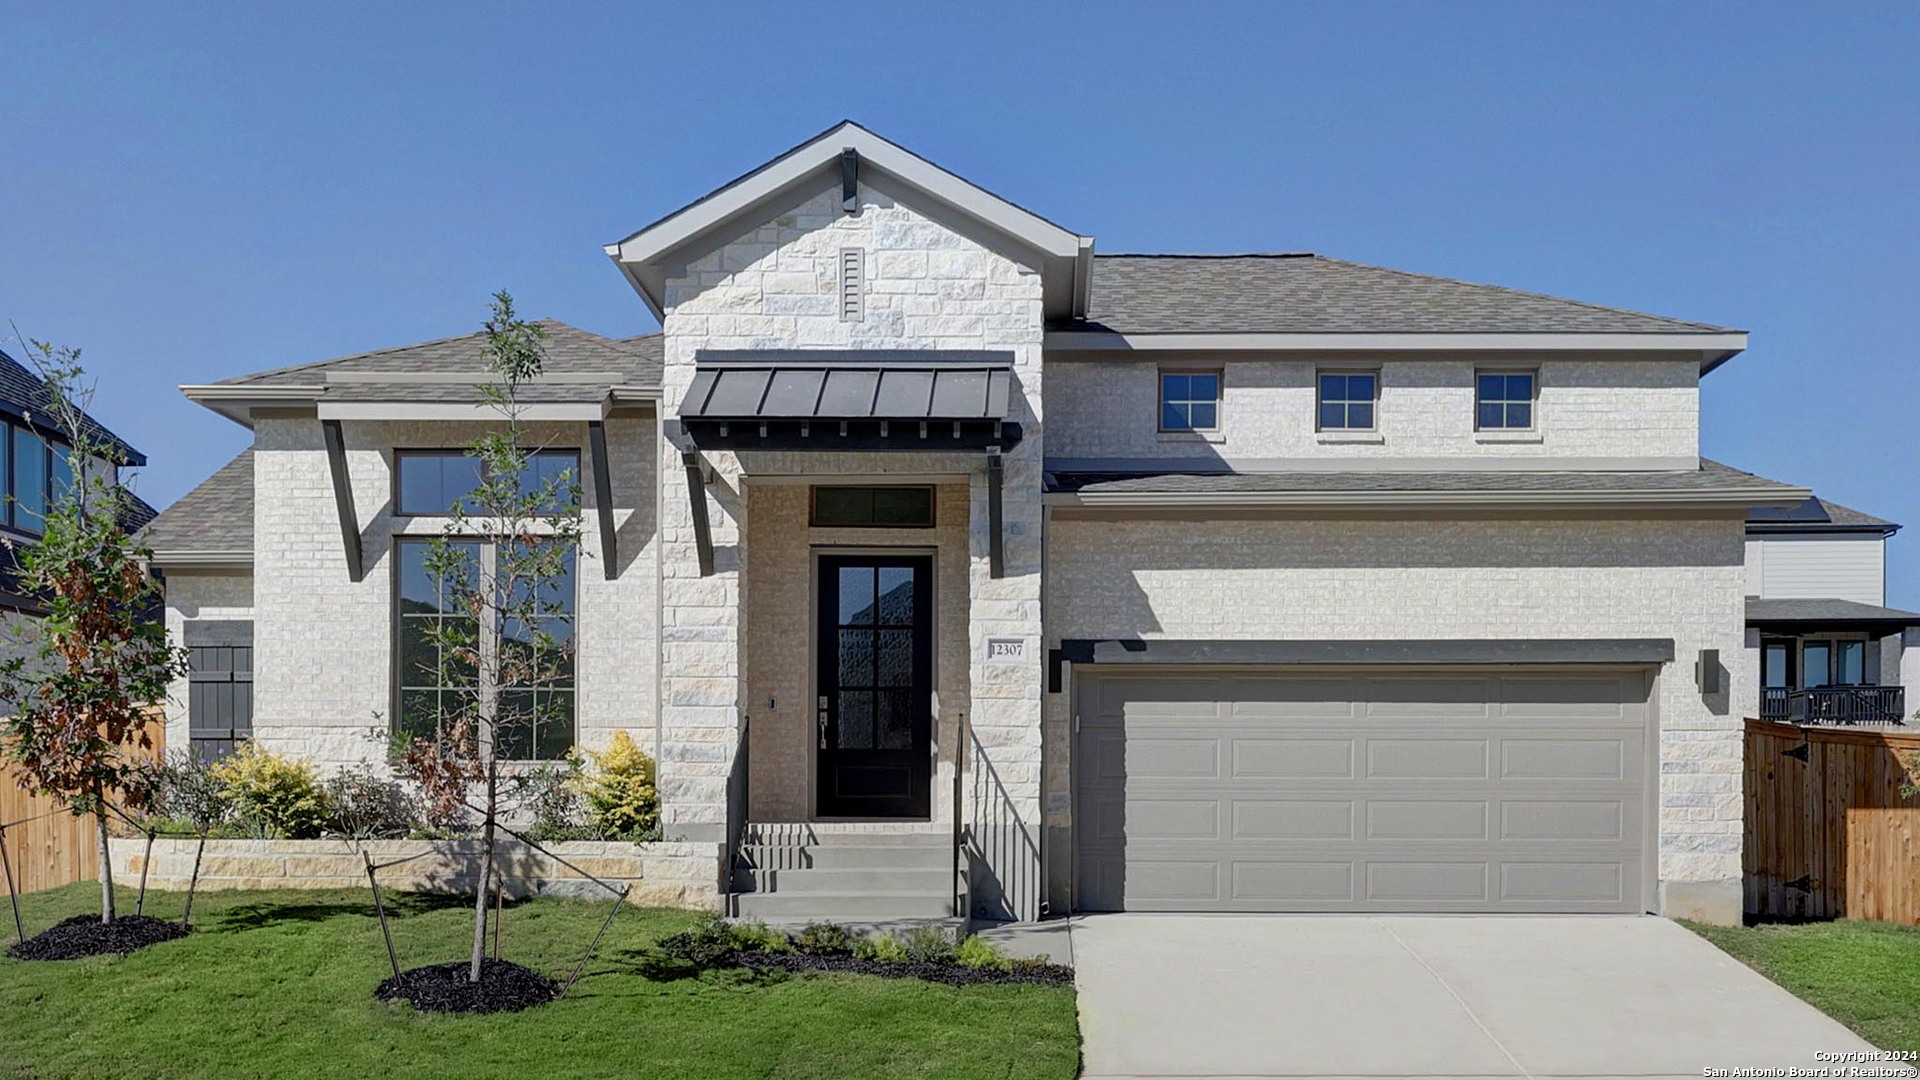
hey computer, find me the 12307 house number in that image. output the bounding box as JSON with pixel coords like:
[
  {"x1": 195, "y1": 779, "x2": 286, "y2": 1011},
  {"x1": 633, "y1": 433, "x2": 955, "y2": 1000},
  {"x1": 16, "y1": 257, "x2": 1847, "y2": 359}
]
[{"x1": 986, "y1": 638, "x2": 1029, "y2": 664}]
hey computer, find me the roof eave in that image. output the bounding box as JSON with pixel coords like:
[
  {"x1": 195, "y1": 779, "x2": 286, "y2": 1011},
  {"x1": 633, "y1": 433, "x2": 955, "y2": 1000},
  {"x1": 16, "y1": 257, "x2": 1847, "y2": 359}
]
[
  {"x1": 147, "y1": 550, "x2": 254, "y2": 572},
  {"x1": 1044, "y1": 331, "x2": 1750, "y2": 360},
  {"x1": 180, "y1": 384, "x2": 325, "y2": 429},
  {"x1": 1045, "y1": 485, "x2": 1812, "y2": 511}
]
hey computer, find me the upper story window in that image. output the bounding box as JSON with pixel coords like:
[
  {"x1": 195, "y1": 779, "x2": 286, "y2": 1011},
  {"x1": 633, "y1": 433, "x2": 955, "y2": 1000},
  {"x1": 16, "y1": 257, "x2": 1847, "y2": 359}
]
[
  {"x1": 0, "y1": 421, "x2": 75, "y2": 537},
  {"x1": 1475, "y1": 371, "x2": 1536, "y2": 431},
  {"x1": 811, "y1": 486, "x2": 934, "y2": 528},
  {"x1": 1317, "y1": 372, "x2": 1378, "y2": 431},
  {"x1": 1159, "y1": 371, "x2": 1220, "y2": 432},
  {"x1": 395, "y1": 450, "x2": 580, "y2": 516}
]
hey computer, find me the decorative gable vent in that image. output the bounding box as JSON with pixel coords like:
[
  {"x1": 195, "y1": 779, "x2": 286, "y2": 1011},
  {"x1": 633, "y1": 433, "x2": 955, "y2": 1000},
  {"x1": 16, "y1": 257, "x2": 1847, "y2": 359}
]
[{"x1": 839, "y1": 247, "x2": 864, "y2": 322}]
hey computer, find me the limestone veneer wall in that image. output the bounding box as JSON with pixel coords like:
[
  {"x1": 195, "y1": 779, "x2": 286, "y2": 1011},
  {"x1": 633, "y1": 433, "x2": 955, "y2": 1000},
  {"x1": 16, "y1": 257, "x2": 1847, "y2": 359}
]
[
  {"x1": 110, "y1": 837, "x2": 723, "y2": 909},
  {"x1": 160, "y1": 570, "x2": 254, "y2": 754}
]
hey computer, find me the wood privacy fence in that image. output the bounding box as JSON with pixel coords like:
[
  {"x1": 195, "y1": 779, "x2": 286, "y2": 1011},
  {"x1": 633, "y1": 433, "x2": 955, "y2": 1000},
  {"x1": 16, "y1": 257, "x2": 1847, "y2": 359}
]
[
  {"x1": 1745, "y1": 718, "x2": 1920, "y2": 924},
  {"x1": 1, "y1": 720, "x2": 166, "y2": 895}
]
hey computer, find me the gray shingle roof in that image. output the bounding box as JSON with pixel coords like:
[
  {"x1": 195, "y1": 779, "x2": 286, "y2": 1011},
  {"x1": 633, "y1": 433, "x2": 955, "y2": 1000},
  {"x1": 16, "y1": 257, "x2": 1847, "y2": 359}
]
[
  {"x1": 1747, "y1": 495, "x2": 1898, "y2": 534},
  {"x1": 0, "y1": 347, "x2": 146, "y2": 465},
  {"x1": 218, "y1": 322, "x2": 661, "y2": 399},
  {"x1": 1048, "y1": 457, "x2": 1803, "y2": 500},
  {"x1": 140, "y1": 450, "x2": 252, "y2": 558},
  {"x1": 1746, "y1": 597, "x2": 1920, "y2": 626},
  {"x1": 1063, "y1": 254, "x2": 1738, "y2": 336}
]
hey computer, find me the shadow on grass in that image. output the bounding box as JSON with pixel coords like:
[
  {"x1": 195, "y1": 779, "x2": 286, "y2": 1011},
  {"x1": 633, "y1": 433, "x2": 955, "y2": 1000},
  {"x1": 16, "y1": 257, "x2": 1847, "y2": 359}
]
[
  {"x1": 210, "y1": 892, "x2": 473, "y2": 932},
  {"x1": 610, "y1": 945, "x2": 788, "y2": 989}
]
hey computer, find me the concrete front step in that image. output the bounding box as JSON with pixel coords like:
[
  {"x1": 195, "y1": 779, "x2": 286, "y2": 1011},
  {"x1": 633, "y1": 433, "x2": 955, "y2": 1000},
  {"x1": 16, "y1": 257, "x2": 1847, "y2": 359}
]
[
  {"x1": 735, "y1": 866, "x2": 953, "y2": 895},
  {"x1": 741, "y1": 825, "x2": 952, "y2": 847},
  {"x1": 739, "y1": 843, "x2": 953, "y2": 871},
  {"x1": 730, "y1": 891, "x2": 961, "y2": 920}
]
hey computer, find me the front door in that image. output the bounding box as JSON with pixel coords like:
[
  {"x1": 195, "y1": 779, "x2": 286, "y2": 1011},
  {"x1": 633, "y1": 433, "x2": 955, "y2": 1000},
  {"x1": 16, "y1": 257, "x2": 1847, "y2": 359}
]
[{"x1": 816, "y1": 554, "x2": 933, "y2": 818}]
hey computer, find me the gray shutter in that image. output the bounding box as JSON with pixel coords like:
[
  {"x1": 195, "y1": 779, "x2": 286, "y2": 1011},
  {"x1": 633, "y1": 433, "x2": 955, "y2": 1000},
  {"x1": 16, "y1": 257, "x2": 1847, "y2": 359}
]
[{"x1": 188, "y1": 634, "x2": 254, "y2": 763}]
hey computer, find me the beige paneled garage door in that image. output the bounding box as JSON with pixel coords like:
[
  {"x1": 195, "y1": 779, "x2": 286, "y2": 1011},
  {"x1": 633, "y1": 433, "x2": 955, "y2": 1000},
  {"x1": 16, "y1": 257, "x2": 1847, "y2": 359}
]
[{"x1": 1073, "y1": 669, "x2": 1652, "y2": 913}]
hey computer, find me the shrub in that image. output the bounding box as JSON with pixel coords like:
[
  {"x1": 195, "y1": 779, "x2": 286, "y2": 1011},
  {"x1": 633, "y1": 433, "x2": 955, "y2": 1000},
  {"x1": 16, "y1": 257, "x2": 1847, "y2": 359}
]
[
  {"x1": 852, "y1": 934, "x2": 908, "y2": 963},
  {"x1": 954, "y1": 934, "x2": 1013, "y2": 972},
  {"x1": 581, "y1": 731, "x2": 659, "y2": 840},
  {"x1": 509, "y1": 755, "x2": 594, "y2": 842},
  {"x1": 794, "y1": 922, "x2": 854, "y2": 955},
  {"x1": 728, "y1": 920, "x2": 795, "y2": 954},
  {"x1": 899, "y1": 925, "x2": 956, "y2": 964},
  {"x1": 208, "y1": 744, "x2": 331, "y2": 839},
  {"x1": 146, "y1": 753, "x2": 237, "y2": 833},
  {"x1": 656, "y1": 916, "x2": 737, "y2": 969},
  {"x1": 324, "y1": 762, "x2": 418, "y2": 839}
]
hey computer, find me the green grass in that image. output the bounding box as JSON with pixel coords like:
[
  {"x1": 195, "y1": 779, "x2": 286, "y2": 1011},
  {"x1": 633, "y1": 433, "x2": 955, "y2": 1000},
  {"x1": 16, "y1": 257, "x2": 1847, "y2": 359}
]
[
  {"x1": 0, "y1": 883, "x2": 1080, "y2": 1080},
  {"x1": 1685, "y1": 918, "x2": 1920, "y2": 1054}
]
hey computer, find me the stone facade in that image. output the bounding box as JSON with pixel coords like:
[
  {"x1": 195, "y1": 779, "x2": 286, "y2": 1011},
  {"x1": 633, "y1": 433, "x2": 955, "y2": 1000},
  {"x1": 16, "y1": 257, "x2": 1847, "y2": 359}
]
[
  {"x1": 1045, "y1": 354, "x2": 1700, "y2": 465},
  {"x1": 655, "y1": 178, "x2": 1047, "y2": 918},
  {"x1": 109, "y1": 837, "x2": 722, "y2": 909},
  {"x1": 248, "y1": 413, "x2": 657, "y2": 772},
  {"x1": 159, "y1": 570, "x2": 254, "y2": 754},
  {"x1": 1043, "y1": 512, "x2": 1752, "y2": 919}
]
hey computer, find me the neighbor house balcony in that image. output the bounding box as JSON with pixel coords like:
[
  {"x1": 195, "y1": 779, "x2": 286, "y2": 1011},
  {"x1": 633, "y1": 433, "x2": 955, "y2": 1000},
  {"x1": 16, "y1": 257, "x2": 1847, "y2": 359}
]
[{"x1": 1759, "y1": 685, "x2": 1906, "y2": 726}]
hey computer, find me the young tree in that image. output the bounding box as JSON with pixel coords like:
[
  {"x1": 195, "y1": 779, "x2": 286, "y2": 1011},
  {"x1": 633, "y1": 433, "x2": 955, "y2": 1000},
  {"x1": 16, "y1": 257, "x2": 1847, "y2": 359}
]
[
  {"x1": 0, "y1": 341, "x2": 186, "y2": 924},
  {"x1": 392, "y1": 293, "x2": 582, "y2": 983}
]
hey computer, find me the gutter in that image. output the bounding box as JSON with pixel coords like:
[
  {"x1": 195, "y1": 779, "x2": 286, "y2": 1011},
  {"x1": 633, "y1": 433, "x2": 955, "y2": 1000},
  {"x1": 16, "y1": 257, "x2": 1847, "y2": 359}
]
[
  {"x1": 1043, "y1": 485, "x2": 1813, "y2": 511},
  {"x1": 146, "y1": 550, "x2": 254, "y2": 571}
]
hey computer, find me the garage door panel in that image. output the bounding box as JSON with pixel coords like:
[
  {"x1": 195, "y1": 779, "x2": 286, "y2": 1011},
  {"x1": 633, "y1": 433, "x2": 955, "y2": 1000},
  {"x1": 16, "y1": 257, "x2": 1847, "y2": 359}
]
[
  {"x1": 1366, "y1": 738, "x2": 1490, "y2": 778},
  {"x1": 1232, "y1": 738, "x2": 1355, "y2": 778},
  {"x1": 1074, "y1": 668, "x2": 1651, "y2": 914}
]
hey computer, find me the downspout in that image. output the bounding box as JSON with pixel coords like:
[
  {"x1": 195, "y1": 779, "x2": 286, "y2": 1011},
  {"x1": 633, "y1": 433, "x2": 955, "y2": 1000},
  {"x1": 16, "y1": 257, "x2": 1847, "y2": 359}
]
[
  {"x1": 654, "y1": 404, "x2": 665, "y2": 770},
  {"x1": 1039, "y1": 499, "x2": 1053, "y2": 918}
]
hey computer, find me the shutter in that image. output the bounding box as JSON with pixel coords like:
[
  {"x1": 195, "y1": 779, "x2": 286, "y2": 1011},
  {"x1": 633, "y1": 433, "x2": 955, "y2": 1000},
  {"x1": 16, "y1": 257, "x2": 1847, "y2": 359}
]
[{"x1": 188, "y1": 637, "x2": 254, "y2": 762}]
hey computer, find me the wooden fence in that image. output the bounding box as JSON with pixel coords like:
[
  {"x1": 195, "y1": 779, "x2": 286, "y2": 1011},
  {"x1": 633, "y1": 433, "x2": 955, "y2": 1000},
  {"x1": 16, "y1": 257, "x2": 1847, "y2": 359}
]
[
  {"x1": 1, "y1": 722, "x2": 166, "y2": 895},
  {"x1": 1745, "y1": 718, "x2": 1920, "y2": 923}
]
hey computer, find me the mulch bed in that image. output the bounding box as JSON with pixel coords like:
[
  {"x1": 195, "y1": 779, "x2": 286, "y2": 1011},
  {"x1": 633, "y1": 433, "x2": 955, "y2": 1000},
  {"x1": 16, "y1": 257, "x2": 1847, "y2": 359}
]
[
  {"x1": 5, "y1": 914, "x2": 191, "y2": 961},
  {"x1": 375, "y1": 959, "x2": 559, "y2": 1014},
  {"x1": 736, "y1": 949, "x2": 1075, "y2": 987}
]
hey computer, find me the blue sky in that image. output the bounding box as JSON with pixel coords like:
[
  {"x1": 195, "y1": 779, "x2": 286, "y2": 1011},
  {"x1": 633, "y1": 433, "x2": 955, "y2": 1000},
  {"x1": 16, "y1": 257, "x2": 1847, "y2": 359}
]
[{"x1": 3, "y1": 2, "x2": 1914, "y2": 602}]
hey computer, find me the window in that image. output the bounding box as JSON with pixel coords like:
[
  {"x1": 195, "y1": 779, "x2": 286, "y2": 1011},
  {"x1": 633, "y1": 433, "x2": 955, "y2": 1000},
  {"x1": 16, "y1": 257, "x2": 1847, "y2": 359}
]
[
  {"x1": 1476, "y1": 371, "x2": 1535, "y2": 430},
  {"x1": 1317, "y1": 372, "x2": 1378, "y2": 430},
  {"x1": 1799, "y1": 639, "x2": 1866, "y2": 688},
  {"x1": 394, "y1": 538, "x2": 576, "y2": 760},
  {"x1": 1762, "y1": 641, "x2": 1793, "y2": 689},
  {"x1": 1159, "y1": 372, "x2": 1220, "y2": 432},
  {"x1": 0, "y1": 422, "x2": 72, "y2": 537},
  {"x1": 395, "y1": 450, "x2": 579, "y2": 516},
  {"x1": 810, "y1": 486, "x2": 935, "y2": 528}
]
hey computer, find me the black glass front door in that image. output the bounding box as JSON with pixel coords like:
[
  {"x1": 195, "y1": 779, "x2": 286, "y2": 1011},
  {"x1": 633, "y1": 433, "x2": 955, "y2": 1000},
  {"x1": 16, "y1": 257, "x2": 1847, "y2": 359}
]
[{"x1": 816, "y1": 554, "x2": 932, "y2": 818}]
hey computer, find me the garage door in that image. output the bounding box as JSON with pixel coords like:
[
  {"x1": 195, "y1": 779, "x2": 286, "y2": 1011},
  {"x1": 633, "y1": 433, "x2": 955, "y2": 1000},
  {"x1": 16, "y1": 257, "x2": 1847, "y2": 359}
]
[{"x1": 1073, "y1": 669, "x2": 1651, "y2": 913}]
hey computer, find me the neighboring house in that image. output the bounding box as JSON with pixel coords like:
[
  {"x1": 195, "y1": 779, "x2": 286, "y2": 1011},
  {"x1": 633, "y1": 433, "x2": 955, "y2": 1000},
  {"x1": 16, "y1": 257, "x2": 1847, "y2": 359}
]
[
  {"x1": 143, "y1": 121, "x2": 1910, "y2": 928},
  {"x1": 0, "y1": 345, "x2": 154, "y2": 624},
  {"x1": 1744, "y1": 496, "x2": 1917, "y2": 724}
]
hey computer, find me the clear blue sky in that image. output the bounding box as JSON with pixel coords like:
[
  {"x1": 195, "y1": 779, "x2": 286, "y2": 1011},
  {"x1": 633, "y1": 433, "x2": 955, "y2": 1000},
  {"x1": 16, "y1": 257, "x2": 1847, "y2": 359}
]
[{"x1": 3, "y1": 2, "x2": 1914, "y2": 603}]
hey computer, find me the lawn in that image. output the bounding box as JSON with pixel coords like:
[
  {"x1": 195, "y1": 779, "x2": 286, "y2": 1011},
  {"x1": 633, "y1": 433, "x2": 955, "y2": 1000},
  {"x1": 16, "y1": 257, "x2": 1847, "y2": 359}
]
[
  {"x1": 1685, "y1": 918, "x2": 1920, "y2": 1055},
  {"x1": 0, "y1": 883, "x2": 1081, "y2": 1080}
]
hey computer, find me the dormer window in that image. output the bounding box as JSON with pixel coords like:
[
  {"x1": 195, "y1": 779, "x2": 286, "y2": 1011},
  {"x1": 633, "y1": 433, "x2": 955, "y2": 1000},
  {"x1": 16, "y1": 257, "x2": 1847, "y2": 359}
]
[
  {"x1": 1159, "y1": 371, "x2": 1220, "y2": 432},
  {"x1": 1475, "y1": 371, "x2": 1536, "y2": 431}
]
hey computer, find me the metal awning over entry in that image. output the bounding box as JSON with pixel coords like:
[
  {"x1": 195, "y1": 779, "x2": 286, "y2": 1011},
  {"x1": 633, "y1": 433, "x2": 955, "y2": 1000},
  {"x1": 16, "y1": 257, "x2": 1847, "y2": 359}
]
[
  {"x1": 679, "y1": 350, "x2": 1020, "y2": 451},
  {"x1": 677, "y1": 350, "x2": 1019, "y2": 579}
]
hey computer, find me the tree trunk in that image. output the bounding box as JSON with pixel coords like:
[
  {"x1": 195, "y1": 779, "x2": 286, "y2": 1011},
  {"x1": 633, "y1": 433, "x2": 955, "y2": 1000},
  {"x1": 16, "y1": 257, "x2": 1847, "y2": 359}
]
[
  {"x1": 469, "y1": 758, "x2": 497, "y2": 983},
  {"x1": 94, "y1": 785, "x2": 116, "y2": 924}
]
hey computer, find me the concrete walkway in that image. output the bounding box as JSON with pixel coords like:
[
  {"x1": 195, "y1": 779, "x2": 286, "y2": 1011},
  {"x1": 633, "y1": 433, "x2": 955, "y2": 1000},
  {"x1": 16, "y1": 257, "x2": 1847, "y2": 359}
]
[{"x1": 1073, "y1": 914, "x2": 1904, "y2": 1079}]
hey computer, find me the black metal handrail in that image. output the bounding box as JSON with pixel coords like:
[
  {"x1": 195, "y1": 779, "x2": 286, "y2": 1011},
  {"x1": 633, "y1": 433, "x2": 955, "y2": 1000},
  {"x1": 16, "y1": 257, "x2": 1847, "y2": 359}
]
[
  {"x1": 1761, "y1": 686, "x2": 1906, "y2": 725},
  {"x1": 952, "y1": 711, "x2": 968, "y2": 919},
  {"x1": 724, "y1": 717, "x2": 749, "y2": 898}
]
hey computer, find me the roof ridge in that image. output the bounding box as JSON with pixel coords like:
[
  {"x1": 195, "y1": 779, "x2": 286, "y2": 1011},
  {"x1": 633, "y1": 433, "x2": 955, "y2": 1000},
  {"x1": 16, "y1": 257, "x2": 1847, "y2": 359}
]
[{"x1": 1311, "y1": 256, "x2": 1738, "y2": 334}]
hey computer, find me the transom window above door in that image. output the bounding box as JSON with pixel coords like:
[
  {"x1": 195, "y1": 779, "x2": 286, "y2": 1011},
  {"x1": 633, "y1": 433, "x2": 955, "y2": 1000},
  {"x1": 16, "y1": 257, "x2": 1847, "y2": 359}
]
[
  {"x1": 395, "y1": 450, "x2": 580, "y2": 516},
  {"x1": 810, "y1": 486, "x2": 935, "y2": 528},
  {"x1": 1159, "y1": 372, "x2": 1220, "y2": 432},
  {"x1": 1317, "y1": 372, "x2": 1378, "y2": 430}
]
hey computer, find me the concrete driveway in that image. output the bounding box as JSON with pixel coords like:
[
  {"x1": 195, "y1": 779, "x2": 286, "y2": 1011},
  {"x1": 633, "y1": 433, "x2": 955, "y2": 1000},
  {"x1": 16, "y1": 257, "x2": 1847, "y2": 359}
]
[{"x1": 1073, "y1": 915, "x2": 1902, "y2": 1079}]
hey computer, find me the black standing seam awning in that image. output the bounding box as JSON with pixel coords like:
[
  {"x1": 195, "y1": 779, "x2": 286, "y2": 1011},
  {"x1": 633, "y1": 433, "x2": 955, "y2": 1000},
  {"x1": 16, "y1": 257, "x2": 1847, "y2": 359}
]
[{"x1": 679, "y1": 350, "x2": 1020, "y2": 451}]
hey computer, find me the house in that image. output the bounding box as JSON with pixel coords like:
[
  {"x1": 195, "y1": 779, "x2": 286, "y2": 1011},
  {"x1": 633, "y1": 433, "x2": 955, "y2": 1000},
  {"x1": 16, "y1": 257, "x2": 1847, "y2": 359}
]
[
  {"x1": 1744, "y1": 496, "x2": 1916, "y2": 724},
  {"x1": 142, "y1": 120, "x2": 1911, "y2": 927},
  {"x1": 0, "y1": 345, "x2": 154, "y2": 625}
]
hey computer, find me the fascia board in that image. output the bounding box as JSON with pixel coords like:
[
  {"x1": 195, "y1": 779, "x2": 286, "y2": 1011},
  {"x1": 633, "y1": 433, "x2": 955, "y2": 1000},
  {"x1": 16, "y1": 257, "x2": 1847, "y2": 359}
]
[
  {"x1": 1044, "y1": 486, "x2": 1813, "y2": 511},
  {"x1": 1043, "y1": 331, "x2": 1750, "y2": 356}
]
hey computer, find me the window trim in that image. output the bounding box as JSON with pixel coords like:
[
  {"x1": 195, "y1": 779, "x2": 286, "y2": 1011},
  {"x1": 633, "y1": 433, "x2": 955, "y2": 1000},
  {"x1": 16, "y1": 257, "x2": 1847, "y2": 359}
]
[
  {"x1": 1157, "y1": 369, "x2": 1223, "y2": 433},
  {"x1": 808, "y1": 485, "x2": 937, "y2": 529},
  {"x1": 390, "y1": 534, "x2": 580, "y2": 762},
  {"x1": 1315, "y1": 368, "x2": 1381, "y2": 433},
  {"x1": 391, "y1": 447, "x2": 583, "y2": 518},
  {"x1": 1474, "y1": 368, "x2": 1538, "y2": 432}
]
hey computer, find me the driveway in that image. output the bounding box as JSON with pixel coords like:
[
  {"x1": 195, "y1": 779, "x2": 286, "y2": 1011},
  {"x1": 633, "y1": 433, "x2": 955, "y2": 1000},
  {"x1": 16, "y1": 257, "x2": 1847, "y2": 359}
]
[{"x1": 1073, "y1": 915, "x2": 1902, "y2": 1079}]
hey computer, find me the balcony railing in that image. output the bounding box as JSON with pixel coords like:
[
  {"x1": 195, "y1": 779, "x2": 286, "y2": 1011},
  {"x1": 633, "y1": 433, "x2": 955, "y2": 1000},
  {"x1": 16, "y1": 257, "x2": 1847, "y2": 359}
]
[{"x1": 1761, "y1": 686, "x2": 1907, "y2": 725}]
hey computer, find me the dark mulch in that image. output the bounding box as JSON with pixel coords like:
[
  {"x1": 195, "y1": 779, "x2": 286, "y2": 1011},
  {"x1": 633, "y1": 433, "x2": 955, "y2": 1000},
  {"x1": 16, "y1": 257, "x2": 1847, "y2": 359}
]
[
  {"x1": 736, "y1": 949, "x2": 1075, "y2": 987},
  {"x1": 5, "y1": 914, "x2": 191, "y2": 961},
  {"x1": 375, "y1": 959, "x2": 559, "y2": 1014}
]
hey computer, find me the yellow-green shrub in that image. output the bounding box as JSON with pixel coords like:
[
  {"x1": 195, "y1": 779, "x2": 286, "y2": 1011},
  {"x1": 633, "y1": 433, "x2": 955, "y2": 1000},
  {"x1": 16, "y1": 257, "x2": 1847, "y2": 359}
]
[
  {"x1": 208, "y1": 743, "x2": 330, "y2": 839},
  {"x1": 581, "y1": 731, "x2": 658, "y2": 840}
]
